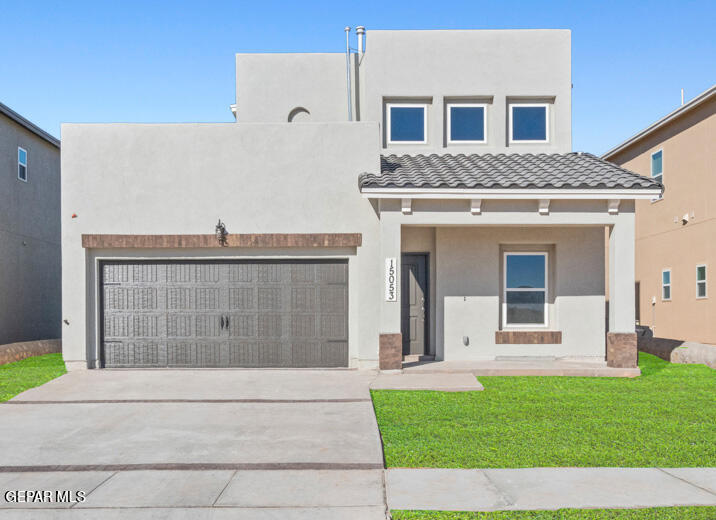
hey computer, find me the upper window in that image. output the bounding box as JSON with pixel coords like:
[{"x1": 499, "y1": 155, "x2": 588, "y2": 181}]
[
  {"x1": 662, "y1": 269, "x2": 671, "y2": 301},
  {"x1": 651, "y1": 150, "x2": 663, "y2": 200},
  {"x1": 696, "y1": 265, "x2": 707, "y2": 299},
  {"x1": 510, "y1": 104, "x2": 549, "y2": 143},
  {"x1": 503, "y1": 252, "x2": 548, "y2": 327},
  {"x1": 447, "y1": 103, "x2": 486, "y2": 143},
  {"x1": 386, "y1": 103, "x2": 427, "y2": 144},
  {"x1": 18, "y1": 147, "x2": 27, "y2": 182}
]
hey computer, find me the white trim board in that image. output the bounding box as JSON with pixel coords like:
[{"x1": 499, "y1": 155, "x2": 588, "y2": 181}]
[
  {"x1": 386, "y1": 102, "x2": 429, "y2": 145},
  {"x1": 361, "y1": 188, "x2": 663, "y2": 200},
  {"x1": 509, "y1": 103, "x2": 550, "y2": 144},
  {"x1": 446, "y1": 102, "x2": 487, "y2": 144}
]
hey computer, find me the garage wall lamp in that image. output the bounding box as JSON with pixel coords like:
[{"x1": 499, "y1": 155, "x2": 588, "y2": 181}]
[{"x1": 215, "y1": 219, "x2": 228, "y2": 246}]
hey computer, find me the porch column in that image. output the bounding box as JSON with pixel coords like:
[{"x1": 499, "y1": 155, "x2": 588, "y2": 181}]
[
  {"x1": 607, "y1": 212, "x2": 637, "y2": 368},
  {"x1": 379, "y1": 219, "x2": 402, "y2": 370}
]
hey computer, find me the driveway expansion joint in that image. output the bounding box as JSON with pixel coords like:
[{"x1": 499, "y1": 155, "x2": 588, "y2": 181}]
[
  {"x1": 70, "y1": 471, "x2": 118, "y2": 509},
  {"x1": 211, "y1": 470, "x2": 238, "y2": 506}
]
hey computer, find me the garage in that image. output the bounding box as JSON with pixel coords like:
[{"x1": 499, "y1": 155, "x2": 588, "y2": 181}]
[{"x1": 100, "y1": 260, "x2": 348, "y2": 368}]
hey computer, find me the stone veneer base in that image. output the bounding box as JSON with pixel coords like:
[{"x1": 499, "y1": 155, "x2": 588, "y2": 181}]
[
  {"x1": 379, "y1": 334, "x2": 402, "y2": 371},
  {"x1": 606, "y1": 332, "x2": 638, "y2": 368}
]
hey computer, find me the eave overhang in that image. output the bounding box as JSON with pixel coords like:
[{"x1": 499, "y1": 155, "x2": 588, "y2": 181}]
[{"x1": 360, "y1": 188, "x2": 663, "y2": 200}]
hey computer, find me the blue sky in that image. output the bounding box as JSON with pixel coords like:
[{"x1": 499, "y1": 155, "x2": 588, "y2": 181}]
[{"x1": 1, "y1": 1, "x2": 713, "y2": 154}]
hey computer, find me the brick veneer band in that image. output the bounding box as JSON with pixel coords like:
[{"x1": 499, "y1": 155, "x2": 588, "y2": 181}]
[
  {"x1": 495, "y1": 331, "x2": 562, "y2": 344},
  {"x1": 81, "y1": 233, "x2": 362, "y2": 249}
]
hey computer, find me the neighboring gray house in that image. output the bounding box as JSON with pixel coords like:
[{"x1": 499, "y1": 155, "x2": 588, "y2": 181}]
[
  {"x1": 1, "y1": 103, "x2": 61, "y2": 345},
  {"x1": 61, "y1": 29, "x2": 660, "y2": 371}
]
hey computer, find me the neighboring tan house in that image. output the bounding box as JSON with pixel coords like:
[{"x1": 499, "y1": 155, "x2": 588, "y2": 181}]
[
  {"x1": 603, "y1": 85, "x2": 716, "y2": 345},
  {"x1": 61, "y1": 29, "x2": 660, "y2": 371},
  {"x1": 0, "y1": 102, "x2": 61, "y2": 345}
]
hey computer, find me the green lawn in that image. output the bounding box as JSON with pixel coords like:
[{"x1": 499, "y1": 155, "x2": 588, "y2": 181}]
[
  {"x1": 372, "y1": 353, "x2": 716, "y2": 468},
  {"x1": 0, "y1": 353, "x2": 66, "y2": 402},
  {"x1": 391, "y1": 507, "x2": 716, "y2": 519}
]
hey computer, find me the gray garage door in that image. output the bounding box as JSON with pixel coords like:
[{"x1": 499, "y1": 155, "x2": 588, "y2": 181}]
[{"x1": 101, "y1": 260, "x2": 348, "y2": 368}]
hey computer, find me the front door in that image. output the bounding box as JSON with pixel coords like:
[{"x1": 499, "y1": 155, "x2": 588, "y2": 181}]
[{"x1": 401, "y1": 253, "x2": 428, "y2": 356}]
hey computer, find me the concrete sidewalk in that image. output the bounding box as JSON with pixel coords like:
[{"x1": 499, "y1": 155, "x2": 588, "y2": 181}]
[
  {"x1": 386, "y1": 467, "x2": 716, "y2": 511},
  {"x1": 370, "y1": 372, "x2": 484, "y2": 391},
  {"x1": 2, "y1": 467, "x2": 715, "y2": 518},
  {"x1": 0, "y1": 469, "x2": 387, "y2": 519}
]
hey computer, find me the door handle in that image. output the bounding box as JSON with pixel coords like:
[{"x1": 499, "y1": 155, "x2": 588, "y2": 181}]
[
  {"x1": 220, "y1": 316, "x2": 225, "y2": 330},
  {"x1": 225, "y1": 316, "x2": 230, "y2": 330}
]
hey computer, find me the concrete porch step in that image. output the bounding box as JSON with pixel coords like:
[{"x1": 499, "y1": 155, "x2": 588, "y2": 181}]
[
  {"x1": 402, "y1": 354, "x2": 435, "y2": 363},
  {"x1": 401, "y1": 359, "x2": 640, "y2": 377}
]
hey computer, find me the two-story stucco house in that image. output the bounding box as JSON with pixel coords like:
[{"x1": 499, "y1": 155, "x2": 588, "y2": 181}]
[
  {"x1": 603, "y1": 84, "x2": 716, "y2": 346},
  {"x1": 1, "y1": 102, "x2": 61, "y2": 347},
  {"x1": 61, "y1": 29, "x2": 661, "y2": 371}
]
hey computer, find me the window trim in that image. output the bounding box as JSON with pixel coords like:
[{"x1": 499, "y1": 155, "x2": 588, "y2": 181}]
[
  {"x1": 696, "y1": 264, "x2": 707, "y2": 299},
  {"x1": 509, "y1": 103, "x2": 550, "y2": 144},
  {"x1": 650, "y1": 149, "x2": 663, "y2": 202},
  {"x1": 502, "y1": 251, "x2": 549, "y2": 328},
  {"x1": 386, "y1": 102, "x2": 428, "y2": 145},
  {"x1": 662, "y1": 268, "x2": 672, "y2": 301},
  {"x1": 446, "y1": 102, "x2": 487, "y2": 144},
  {"x1": 17, "y1": 146, "x2": 28, "y2": 182}
]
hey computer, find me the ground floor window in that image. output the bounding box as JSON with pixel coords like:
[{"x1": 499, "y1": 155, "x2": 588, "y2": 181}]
[
  {"x1": 503, "y1": 252, "x2": 548, "y2": 327},
  {"x1": 696, "y1": 265, "x2": 707, "y2": 298},
  {"x1": 662, "y1": 269, "x2": 672, "y2": 301}
]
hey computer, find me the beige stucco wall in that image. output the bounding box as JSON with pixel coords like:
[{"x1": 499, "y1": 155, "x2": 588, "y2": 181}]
[
  {"x1": 607, "y1": 95, "x2": 716, "y2": 344},
  {"x1": 235, "y1": 30, "x2": 572, "y2": 155},
  {"x1": 435, "y1": 226, "x2": 606, "y2": 360},
  {"x1": 61, "y1": 122, "x2": 383, "y2": 368}
]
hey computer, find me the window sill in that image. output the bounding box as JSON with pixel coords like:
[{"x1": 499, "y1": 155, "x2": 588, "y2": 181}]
[{"x1": 495, "y1": 330, "x2": 562, "y2": 344}]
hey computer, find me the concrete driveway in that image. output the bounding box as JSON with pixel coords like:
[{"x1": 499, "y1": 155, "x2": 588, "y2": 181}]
[{"x1": 0, "y1": 369, "x2": 387, "y2": 519}]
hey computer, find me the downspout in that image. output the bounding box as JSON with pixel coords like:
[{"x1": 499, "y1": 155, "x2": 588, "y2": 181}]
[{"x1": 345, "y1": 26, "x2": 353, "y2": 121}]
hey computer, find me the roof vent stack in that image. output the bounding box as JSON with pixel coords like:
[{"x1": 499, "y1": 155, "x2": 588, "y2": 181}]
[{"x1": 356, "y1": 26, "x2": 366, "y2": 56}]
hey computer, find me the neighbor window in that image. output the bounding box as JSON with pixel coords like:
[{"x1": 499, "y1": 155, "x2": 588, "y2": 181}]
[
  {"x1": 447, "y1": 103, "x2": 486, "y2": 143},
  {"x1": 386, "y1": 103, "x2": 427, "y2": 144},
  {"x1": 503, "y1": 252, "x2": 548, "y2": 327},
  {"x1": 510, "y1": 104, "x2": 548, "y2": 142},
  {"x1": 696, "y1": 265, "x2": 707, "y2": 299},
  {"x1": 18, "y1": 147, "x2": 27, "y2": 182},
  {"x1": 662, "y1": 269, "x2": 671, "y2": 301},
  {"x1": 651, "y1": 150, "x2": 663, "y2": 200}
]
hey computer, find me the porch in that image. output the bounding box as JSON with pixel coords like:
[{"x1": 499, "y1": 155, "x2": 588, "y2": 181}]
[
  {"x1": 401, "y1": 357, "x2": 641, "y2": 377},
  {"x1": 361, "y1": 153, "x2": 662, "y2": 373}
]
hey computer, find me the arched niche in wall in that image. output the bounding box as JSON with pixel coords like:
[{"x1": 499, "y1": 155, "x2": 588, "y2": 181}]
[{"x1": 288, "y1": 107, "x2": 311, "y2": 122}]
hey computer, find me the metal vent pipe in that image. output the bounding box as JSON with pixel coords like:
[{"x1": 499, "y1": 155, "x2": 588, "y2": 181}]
[
  {"x1": 356, "y1": 26, "x2": 365, "y2": 55},
  {"x1": 345, "y1": 26, "x2": 353, "y2": 121}
]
